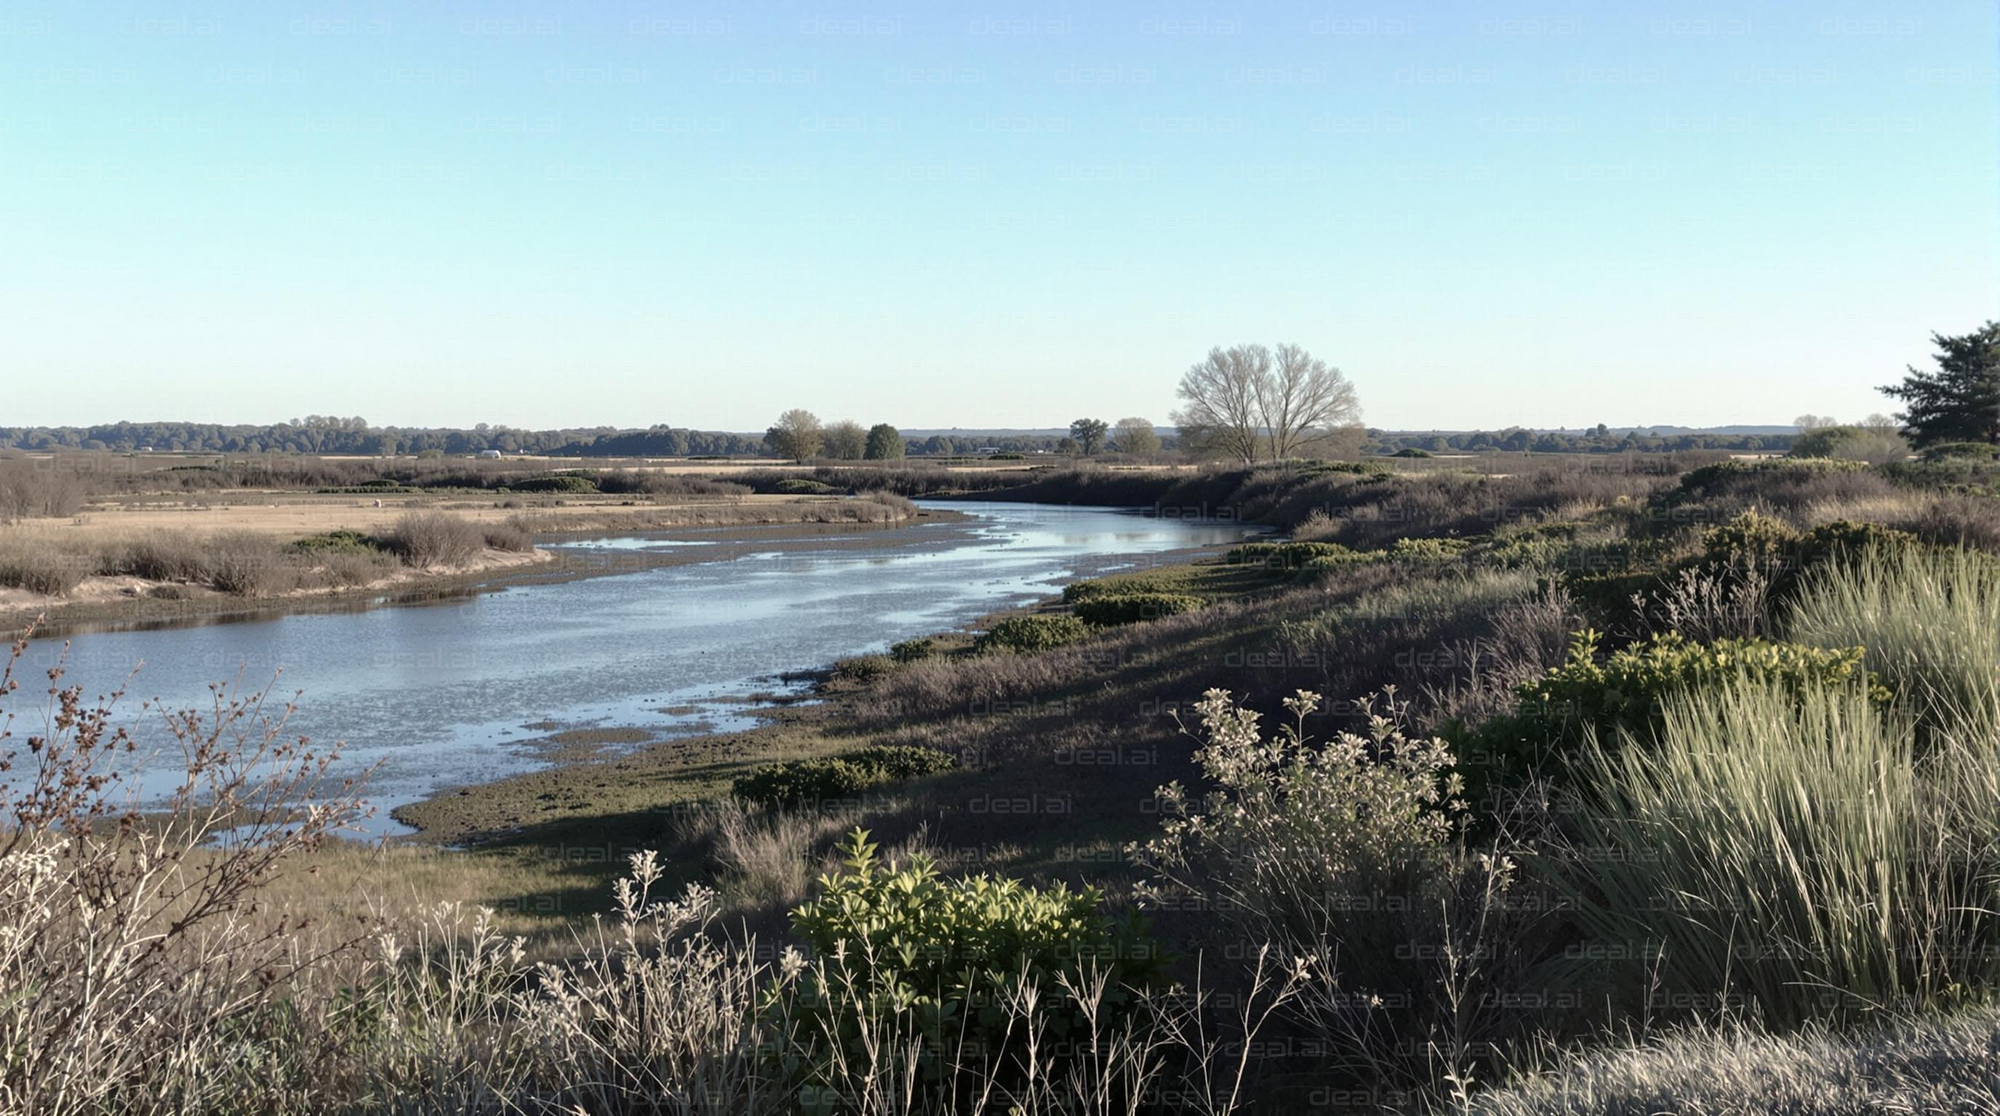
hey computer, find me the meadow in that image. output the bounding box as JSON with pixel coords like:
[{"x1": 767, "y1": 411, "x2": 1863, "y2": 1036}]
[{"x1": 3, "y1": 450, "x2": 1999, "y2": 1114}]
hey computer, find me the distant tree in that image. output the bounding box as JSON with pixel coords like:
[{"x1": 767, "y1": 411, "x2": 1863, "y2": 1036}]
[
  {"x1": 823, "y1": 420, "x2": 867, "y2": 460},
  {"x1": 1880, "y1": 322, "x2": 2000, "y2": 448},
  {"x1": 1069, "y1": 418, "x2": 1109, "y2": 455},
  {"x1": 765, "y1": 409, "x2": 824, "y2": 461},
  {"x1": 1793, "y1": 413, "x2": 1840, "y2": 432},
  {"x1": 864, "y1": 423, "x2": 904, "y2": 460},
  {"x1": 1056, "y1": 436, "x2": 1080, "y2": 455},
  {"x1": 1111, "y1": 417, "x2": 1161, "y2": 459},
  {"x1": 1174, "y1": 342, "x2": 1360, "y2": 462},
  {"x1": 921, "y1": 435, "x2": 955, "y2": 456}
]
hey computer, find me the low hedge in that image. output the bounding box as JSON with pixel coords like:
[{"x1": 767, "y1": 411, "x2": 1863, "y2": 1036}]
[
  {"x1": 733, "y1": 745, "x2": 957, "y2": 808},
  {"x1": 1070, "y1": 592, "x2": 1203, "y2": 626},
  {"x1": 976, "y1": 614, "x2": 1090, "y2": 653}
]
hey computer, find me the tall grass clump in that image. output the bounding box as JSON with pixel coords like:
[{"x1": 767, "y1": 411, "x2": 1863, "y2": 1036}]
[
  {"x1": 384, "y1": 509, "x2": 485, "y2": 568},
  {"x1": 1785, "y1": 544, "x2": 2000, "y2": 739},
  {"x1": 1560, "y1": 680, "x2": 2000, "y2": 1026}
]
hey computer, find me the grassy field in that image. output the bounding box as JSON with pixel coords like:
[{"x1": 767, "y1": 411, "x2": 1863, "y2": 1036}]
[{"x1": 4, "y1": 452, "x2": 1999, "y2": 1114}]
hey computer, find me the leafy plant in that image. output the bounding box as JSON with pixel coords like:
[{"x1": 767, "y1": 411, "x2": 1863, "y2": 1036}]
[
  {"x1": 1472, "y1": 629, "x2": 1888, "y2": 779},
  {"x1": 1070, "y1": 592, "x2": 1203, "y2": 627},
  {"x1": 786, "y1": 829, "x2": 1165, "y2": 1098},
  {"x1": 974, "y1": 614, "x2": 1090, "y2": 653},
  {"x1": 733, "y1": 746, "x2": 955, "y2": 809}
]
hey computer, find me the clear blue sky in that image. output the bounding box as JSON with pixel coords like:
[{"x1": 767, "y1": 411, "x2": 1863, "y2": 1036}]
[{"x1": 3, "y1": 0, "x2": 1993, "y2": 432}]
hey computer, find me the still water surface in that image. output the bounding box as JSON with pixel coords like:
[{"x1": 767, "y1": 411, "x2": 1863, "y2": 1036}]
[{"x1": 12, "y1": 503, "x2": 1257, "y2": 833}]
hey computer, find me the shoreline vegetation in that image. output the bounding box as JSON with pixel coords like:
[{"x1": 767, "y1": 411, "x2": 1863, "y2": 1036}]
[
  {"x1": 5, "y1": 447, "x2": 2000, "y2": 1113},
  {"x1": 0, "y1": 477, "x2": 936, "y2": 634}
]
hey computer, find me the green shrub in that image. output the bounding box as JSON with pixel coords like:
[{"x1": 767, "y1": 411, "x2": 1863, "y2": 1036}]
[
  {"x1": 974, "y1": 614, "x2": 1090, "y2": 653},
  {"x1": 830, "y1": 653, "x2": 894, "y2": 685},
  {"x1": 291, "y1": 529, "x2": 383, "y2": 557},
  {"x1": 1391, "y1": 447, "x2": 1433, "y2": 458},
  {"x1": 1920, "y1": 441, "x2": 1998, "y2": 462},
  {"x1": 788, "y1": 829, "x2": 1164, "y2": 1096},
  {"x1": 732, "y1": 745, "x2": 955, "y2": 808},
  {"x1": 1070, "y1": 592, "x2": 1203, "y2": 626},
  {"x1": 1474, "y1": 629, "x2": 1887, "y2": 777},
  {"x1": 1225, "y1": 539, "x2": 1362, "y2": 571},
  {"x1": 1388, "y1": 536, "x2": 1471, "y2": 562},
  {"x1": 773, "y1": 478, "x2": 839, "y2": 496},
  {"x1": 1676, "y1": 457, "x2": 1869, "y2": 499},
  {"x1": 1788, "y1": 425, "x2": 1909, "y2": 465},
  {"x1": 888, "y1": 637, "x2": 935, "y2": 663},
  {"x1": 507, "y1": 474, "x2": 599, "y2": 494}
]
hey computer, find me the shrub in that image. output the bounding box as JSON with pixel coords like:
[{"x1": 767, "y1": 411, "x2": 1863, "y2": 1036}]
[
  {"x1": 1135, "y1": 689, "x2": 1541, "y2": 1090},
  {"x1": 506, "y1": 474, "x2": 599, "y2": 494},
  {"x1": 789, "y1": 829, "x2": 1165, "y2": 1096},
  {"x1": 290, "y1": 528, "x2": 382, "y2": 557},
  {"x1": 481, "y1": 523, "x2": 534, "y2": 552},
  {"x1": 383, "y1": 510, "x2": 484, "y2": 568},
  {"x1": 1224, "y1": 540, "x2": 1362, "y2": 571},
  {"x1": 829, "y1": 653, "x2": 893, "y2": 685},
  {"x1": 118, "y1": 530, "x2": 214, "y2": 581},
  {"x1": 1560, "y1": 681, "x2": 2000, "y2": 1026},
  {"x1": 732, "y1": 745, "x2": 955, "y2": 808},
  {"x1": 1675, "y1": 456, "x2": 1870, "y2": 500},
  {"x1": 205, "y1": 531, "x2": 295, "y2": 595},
  {"x1": 1789, "y1": 425, "x2": 1908, "y2": 465},
  {"x1": 0, "y1": 541, "x2": 92, "y2": 595},
  {"x1": 1070, "y1": 592, "x2": 1203, "y2": 626},
  {"x1": 1388, "y1": 536, "x2": 1471, "y2": 562},
  {"x1": 889, "y1": 637, "x2": 935, "y2": 662},
  {"x1": 1920, "y1": 440, "x2": 1998, "y2": 462},
  {"x1": 1474, "y1": 630, "x2": 1888, "y2": 778},
  {"x1": 1391, "y1": 447, "x2": 1433, "y2": 457},
  {"x1": 773, "y1": 478, "x2": 839, "y2": 496},
  {"x1": 975, "y1": 614, "x2": 1090, "y2": 653}
]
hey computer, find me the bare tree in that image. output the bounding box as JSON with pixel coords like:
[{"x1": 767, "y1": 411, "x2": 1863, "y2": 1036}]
[
  {"x1": 823, "y1": 420, "x2": 867, "y2": 460},
  {"x1": 1173, "y1": 345, "x2": 1267, "y2": 463},
  {"x1": 1174, "y1": 343, "x2": 1361, "y2": 462},
  {"x1": 1111, "y1": 417, "x2": 1161, "y2": 459},
  {"x1": 1260, "y1": 343, "x2": 1360, "y2": 459}
]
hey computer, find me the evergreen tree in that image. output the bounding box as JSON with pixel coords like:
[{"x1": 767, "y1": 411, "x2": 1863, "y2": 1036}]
[{"x1": 1880, "y1": 321, "x2": 2000, "y2": 448}]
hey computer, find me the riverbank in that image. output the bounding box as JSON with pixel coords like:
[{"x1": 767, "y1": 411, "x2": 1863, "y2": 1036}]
[{"x1": 0, "y1": 493, "x2": 945, "y2": 635}]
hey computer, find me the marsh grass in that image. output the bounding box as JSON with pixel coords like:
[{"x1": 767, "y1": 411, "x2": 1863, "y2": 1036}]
[{"x1": 1559, "y1": 681, "x2": 2000, "y2": 1026}]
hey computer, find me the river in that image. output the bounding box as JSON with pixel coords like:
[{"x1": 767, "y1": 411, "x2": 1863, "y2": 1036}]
[{"x1": 6, "y1": 502, "x2": 1258, "y2": 834}]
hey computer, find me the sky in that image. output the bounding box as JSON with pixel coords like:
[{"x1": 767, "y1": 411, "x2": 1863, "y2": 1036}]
[{"x1": 2, "y1": 0, "x2": 1994, "y2": 433}]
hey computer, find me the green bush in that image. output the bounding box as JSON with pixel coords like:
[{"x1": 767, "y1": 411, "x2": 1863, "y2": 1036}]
[
  {"x1": 888, "y1": 637, "x2": 935, "y2": 663},
  {"x1": 1920, "y1": 441, "x2": 1999, "y2": 462},
  {"x1": 1676, "y1": 457, "x2": 1869, "y2": 499},
  {"x1": 506, "y1": 474, "x2": 599, "y2": 494},
  {"x1": 1474, "y1": 630, "x2": 1887, "y2": 777},
  {"x1": 733, "y1": 745, "x2": 955, "y2": 808},
  {"x1": 1388, "y1": 536, "x2": 1472, "y2": 562},
  {"x1": 830, "y1": 653, "x2": 894, "y2": 685},
  {"x1": 1070, "y1": 592, "x2": 1203, "y2": 626},
  {"x1": 773, "y1": 478, "x2": 839, "y2": 495},
  {"x1": 1391, "y1": 447, "x2": 1433, "y2": 458},
  {"x1": 1788, "y1": 425, "x2": 1909, "y2": 465},
  {"x1": 291, "y1": 529, "x2": 383, "y2": 557},
  {"x1": 787, "y1": 830, "x2": 1164, "y2": 1096},
  {"x1": 1225, "y1": 539, "x2": 1362, "y2": 571},
  {"x1": 974, "y1": 614, "x2": 1090, "y2": 653}
]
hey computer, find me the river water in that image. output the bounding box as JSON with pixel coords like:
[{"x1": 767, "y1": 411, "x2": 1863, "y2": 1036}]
[{"x1": 6, "y1": 502, "x2": 1257, "y2": 834}]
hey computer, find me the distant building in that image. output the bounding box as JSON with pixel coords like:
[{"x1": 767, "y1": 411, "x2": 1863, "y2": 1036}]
[{"x1": 477, "y1": 449, "x2": 503, "y2": 459}]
